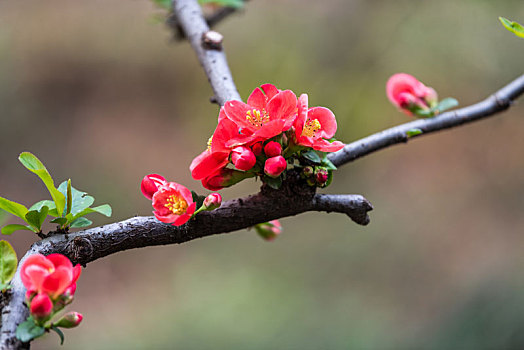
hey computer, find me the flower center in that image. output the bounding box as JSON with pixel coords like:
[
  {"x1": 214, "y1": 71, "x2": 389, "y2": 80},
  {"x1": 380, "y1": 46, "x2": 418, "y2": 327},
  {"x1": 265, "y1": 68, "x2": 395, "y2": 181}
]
[
  {"x1": 164, "y1": 194, "x2": 188, "y2": 215},
  {"x1": 301, "y1": 119, "x2": 322, "y2": 138},
  {"x1": 246, "y1": 109, "x2": 270, "y2": 128}
]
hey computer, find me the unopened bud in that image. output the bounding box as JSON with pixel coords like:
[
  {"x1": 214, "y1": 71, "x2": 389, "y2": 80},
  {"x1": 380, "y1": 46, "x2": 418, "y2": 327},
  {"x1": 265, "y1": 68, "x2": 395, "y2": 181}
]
[
  {"x1": 54, "y1": 312, "x2": 83, "y2": 329},
  {"x1": 254, "y1": 220, "x2": 282, "y2": 241},
  {"x1": 264, "y1": 141, "x2": 282, "y2": 157},
  {"x1": 303, "y1": 166, "x2": 314, "y2": 177},
  {"x1": 315, "y1": 167, "x2": 329, "y2": 186},
  {"x1": 231, "y1": 146, "x2": 256, "y2": 171},
  {"x1": 251, "y1": 142, "x2": 263, "y2": 156},
  {"x1": 203, "y1": 193, "x2": 222, "y2": 210},
  {"x1": 30, "y1": 293, "x2": 53, "y2": 320},
  {"x1": 264, "y1": 156, "x2": 287, "y2": 178}
]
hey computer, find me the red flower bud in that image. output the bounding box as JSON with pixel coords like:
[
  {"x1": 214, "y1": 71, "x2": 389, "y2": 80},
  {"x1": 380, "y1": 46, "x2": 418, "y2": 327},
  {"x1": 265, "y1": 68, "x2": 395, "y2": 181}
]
[
  {"x1": 303, "y1": 166, "x2": 314, "y2": 177},
  {"x1": 251, "y1": 142, "x2": 263, "y2": 156},
  {"x1": 386, "y1": 73, "x2": 438, "y2": 116},
  {"x1": 202, "y1": 169, "x2": 253, "y2": 191},
  {"x1": 54, "y1": 312, "x2": 83, "y2": 329},
  {"x1": 315, "y1": 167, "x2": 329, "y2": 185},
  {"x1": 203, "y1": 193, "x2": 222, "y2": 210},
  {"x1": 231, "y1": 146, "x2": 256, "y2": 171},
  {"x1": 254, "y1": 220, "x2": 282, "y2": 241},
  {"x1": 264, "y1": 141, "x2": 282, "y2": 157},
  {"x1": 141, "y1": 174, "x2": 167, "y2": 200},
  {"x1": 264, "y1": 156, "x2": 287, "y2": 178},
  {"x1": 30, "y1": 293, "x2": 53, "y2": 320}
]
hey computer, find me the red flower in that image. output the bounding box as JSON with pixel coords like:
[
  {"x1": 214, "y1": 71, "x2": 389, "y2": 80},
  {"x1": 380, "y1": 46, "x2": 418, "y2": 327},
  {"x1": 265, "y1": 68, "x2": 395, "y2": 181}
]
[
  {"x1": 190, "y1": 110, "x2": 239, "y2": 181},
  {"x1": 141, "y1": 174, "x2": 166, "y2": 200},
  {"x1": 30, "y1": 293, "x2": 53, "y2": 319},
  {"x1": 223, "y1": 84, "x2": 298, "y2": 147},
  {"x1": 21, "y1": 254, "x2": 81, "y2": 300},
  {"x1": 151, "y1": 182, "x2": 196, "y2": 226},
  {"x1": 264, "y1": 156, "x2": 287, "y2": 178},
  {"x1": 231, "y1": 146, "x2": 256, "y2": 171},
  {"x1": 386, "y1": 73, "x2": 437, "y2": 115},
  {"x1": 294, "y1": 94, "x2": 345, "y2": 152}
]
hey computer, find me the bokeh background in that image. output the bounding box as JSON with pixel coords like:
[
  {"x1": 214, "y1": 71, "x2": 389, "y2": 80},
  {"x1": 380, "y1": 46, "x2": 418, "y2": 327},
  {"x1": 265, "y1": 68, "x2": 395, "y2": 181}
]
[{"x1": 1, "y1": 0, "x2": 524, "y2": 348}]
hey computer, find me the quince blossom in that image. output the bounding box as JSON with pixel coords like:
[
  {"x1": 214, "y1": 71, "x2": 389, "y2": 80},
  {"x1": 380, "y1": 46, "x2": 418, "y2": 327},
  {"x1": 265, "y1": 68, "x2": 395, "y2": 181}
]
[
  {"x1": 152, "y1": 182, "x2": 196, "y2": 226},
  {"x1": 386, "y1": 73, "x2": 437, "y2": 115}
]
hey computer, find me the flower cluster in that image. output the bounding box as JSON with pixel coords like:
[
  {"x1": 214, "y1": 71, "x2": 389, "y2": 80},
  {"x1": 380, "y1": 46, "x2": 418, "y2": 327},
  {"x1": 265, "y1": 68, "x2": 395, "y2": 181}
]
[
  {"x1": 141, "y1": 174, "x2": 222, "y2": 226},
  {"x1": 190, "y1": 84, "x2": 345, "y2": 190},
  {"x1": 20, "y1": 254, "x2": 82, "y2": 332}
]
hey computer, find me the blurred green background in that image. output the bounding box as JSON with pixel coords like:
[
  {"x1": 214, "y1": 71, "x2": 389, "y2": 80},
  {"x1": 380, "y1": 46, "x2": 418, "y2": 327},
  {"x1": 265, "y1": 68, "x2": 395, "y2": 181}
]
[{"x1": 1, "y1": 0, "x2": 524, "y2": 348}]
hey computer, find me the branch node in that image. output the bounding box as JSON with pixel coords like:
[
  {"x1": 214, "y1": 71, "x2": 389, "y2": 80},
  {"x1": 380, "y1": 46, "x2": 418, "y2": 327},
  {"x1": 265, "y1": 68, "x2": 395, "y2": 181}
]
[{"x1": 202, "y1": 30, "x2": 224, "y2": 50}]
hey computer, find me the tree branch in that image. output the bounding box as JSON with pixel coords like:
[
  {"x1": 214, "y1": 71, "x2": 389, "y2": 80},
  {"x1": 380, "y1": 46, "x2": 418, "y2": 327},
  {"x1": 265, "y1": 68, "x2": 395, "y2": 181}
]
[
  {"x1": 328, "y1": 74, "x2": 524, "y2": 167},
  {"x1": 0, "y1": 179, "x2": 372, "y2": 349},
  {"x1": 172, "y1": 0, "x2": 241, "y2": 105}
]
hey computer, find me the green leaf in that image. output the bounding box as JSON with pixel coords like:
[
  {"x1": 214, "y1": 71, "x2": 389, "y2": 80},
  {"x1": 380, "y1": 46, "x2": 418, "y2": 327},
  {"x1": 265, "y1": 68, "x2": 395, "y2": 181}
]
[
  {"x1": 1, "y1": 224, "x2": 33, "y2": 235},
  {"x1": 301, "y1": 150, "x2": 322, "y2": 164},
  {"x1": 16, "y1": 317, "x2": 46, "y2": 343},
  {"x1": 0, "y1": 282, "x2": 12, "y2": 291},
  {"x1": 264, "y1": 175, "x2": 282, "y2": 190},
  {"x1": 406, "y1": 128, "x2": 423, "y2": 138},
  {"x1": 0, "y1": 209, "x2": 9, "y2": 226},
  {"x1": 199, "y1": 0, "x2": 244, "y2": 9},
  {"x1": 191, "y1": 191, "x2": 206, "y2": 211},
  {"x1": 18, "y1": 152, "x2": 66, "y2": 217},
  {"x1": 499, "y1": 17, "x2": 524, "y2": 38},
  {"x1": 71, "y1": 204, "x2": 112, "y2": 222},
  {"x1": 50, "y1": 218, "x2": 68, "y2": 226},
  {"x1": 66, "y1": 179, "x2": 72, "y2": 215},
  {"x1": 51, "y1": 326, "x2": 65, "y2": 345},
  {"x1": 25, "y1": 206, "x2": 49, "y2": 232},
  {"x1": 0, "y1": 240, "x2": 17, "y2": 285},
  {"x1": 436, "y1": 97, "x2": 459, "y2": 113},
  {"x1": 0, "y1": 196, "x2": 28, "y2": 220},
  {"x1": 321, "y1": 157, "x2": 337, "y2": 171},
  {"x1": 29, "y1": 200, "x2": 56, "y2": 212},
  {"x1": 324, "y1": 170, "x2": 334, "y2": 188},
  {"x1": 57, "y1": 181, "x2": 95, "y2": 216},
  {"x1": 70, "y1": 217, "x2": 92, "y2": 228}
]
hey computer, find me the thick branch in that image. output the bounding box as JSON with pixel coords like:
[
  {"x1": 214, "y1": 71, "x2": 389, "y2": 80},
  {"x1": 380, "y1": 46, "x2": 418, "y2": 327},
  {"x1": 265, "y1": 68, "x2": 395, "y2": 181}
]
[
  {"x1": 172, "y1": 0, "x2": 241, "y2": 105},
  {"x1": 0, "y1": 181, "x2": 372, "y2": 349},
  {"x1": 328, "y1": 74, "x2": 524, "y2": 167}
]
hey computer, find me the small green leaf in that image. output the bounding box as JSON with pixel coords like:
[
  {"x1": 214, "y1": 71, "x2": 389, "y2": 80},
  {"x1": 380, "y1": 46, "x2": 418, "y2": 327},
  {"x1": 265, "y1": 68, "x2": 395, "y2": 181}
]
[
  {"x1": 324, "y1": 170, "x2": 334, "y2": 188},
  {"x1": 0, "y1": 240, "x2": 17, "y2": 285},
  {"x1": 25, "y1": 206, "x2": 49, "y2": 232},
  {"x1": 50, "y1": 218, "x2": 68, "y2": 226},
  {"x1": 18, "y1": 152, "x2": 66, "y2": 217},
  {"x1": 0, "y1": 196, "x2": 28, "y2": 220},
  {"x1": 412, "y1": 108, "x2": 434, "y2": 118},
  {"x1": 72, "y1": 204, "x2": 112, "y2": 222},
  {"x1": 321, "y1": 157, "x2": 337, "y2": 171},
  {"x1": 499, "y1": 17, "x2": 524, "y2": 38},
  {"x1": 66, "y1": 179, "x2": 72, "y2": 215},
  {"x1": 191, "y1": 192, "x2": 207, "y2": 211},
  {"x1": 0, "y1": 209, "x2": 9, "y2": 226},
  {"x1": 51, "y1": 326, "x2": 65, "y2": 345},
  {"x1": 16, "y1": 317, "x2": 46, "y2": 343},
  {"x1": 152, "y1": 0, "x2": 171, "y2": 10},
  {"x1": 0, "y1": 282, "x2": 12, "y2": 291},
  {"x1": 1, "y1": 224, "x2": 33, "y2": 235},
  {"x1": 406, "y1": 128, "x2": 423, "y2": 138},
  {"x1": 264, "y1": 175, "x2": 282, "y2": 190},
  {"x1": 70, "y1": 217, "x2": 93, "y2": 228},
  {"x1": 199, "y1": 0, "x2": 244, "y2": 9},
  {"x1": 436, "y1": 97, "x2": 459, "y2": 113},
  {"x1": 57, "y1": 181, "x2": 95, "y2": 216},
  {"x1": 301, "y1": 150, "x2": 322, "y2": 164},
  {"x1": 29, "y1": 200, "x2": 56, "y2": 212}
]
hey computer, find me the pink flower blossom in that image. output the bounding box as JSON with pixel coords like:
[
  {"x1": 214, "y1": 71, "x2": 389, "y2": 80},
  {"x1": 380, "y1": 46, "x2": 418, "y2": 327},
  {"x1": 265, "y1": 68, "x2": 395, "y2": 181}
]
[
  {"x1": 223, "y1": 84, "x2": 298, "y2": 147},
  {"x1": 386, "y1": 73, "x2": 438, "y2": 115},
  {"x1": 152, "y1": 182, "x2": 196, "y2": 226},
  {"x1": 264, "y1": 156, "x2": 287, "y2": 178},
  {"x1": 141, "y1": 174, "x2": 167, "y2": 200},
  {"x1": 294, "y1": 94, "x2": 345, "y2": 152},
  {"x1": 21, "y1": 254, "x2": 81, "y2": 300}
]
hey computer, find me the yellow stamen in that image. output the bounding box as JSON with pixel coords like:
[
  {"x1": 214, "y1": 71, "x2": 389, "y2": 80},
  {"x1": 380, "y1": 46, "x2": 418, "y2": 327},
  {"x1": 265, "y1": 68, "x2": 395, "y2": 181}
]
[
  {"x1": 246, "y1": 109, "x2": 269, "y2": 127},
  {"x1": 301, "y1": 119, "x2": 322, "y2": 138},
  {"x1": 207, "y1": 136, "x2": 213, "y2": 151},
  {"x1": 164, "y1": 194, "x2": 188, "y2": 215}
]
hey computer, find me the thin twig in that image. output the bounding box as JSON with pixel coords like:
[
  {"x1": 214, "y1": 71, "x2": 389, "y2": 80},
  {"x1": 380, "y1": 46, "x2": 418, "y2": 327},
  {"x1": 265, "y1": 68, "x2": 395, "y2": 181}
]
[
  {"x1": 172, "y1": 0, "x2": 241, "y2": 105},
  {"x1": 328, "y1": 74, "x2": 524, "y2": 167}
]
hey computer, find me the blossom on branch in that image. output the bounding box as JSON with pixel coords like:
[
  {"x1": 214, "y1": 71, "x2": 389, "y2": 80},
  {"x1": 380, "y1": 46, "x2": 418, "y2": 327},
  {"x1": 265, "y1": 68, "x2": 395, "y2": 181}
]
[{"x1": 152, "y1": 182, "x2": 196, "y2": 226}]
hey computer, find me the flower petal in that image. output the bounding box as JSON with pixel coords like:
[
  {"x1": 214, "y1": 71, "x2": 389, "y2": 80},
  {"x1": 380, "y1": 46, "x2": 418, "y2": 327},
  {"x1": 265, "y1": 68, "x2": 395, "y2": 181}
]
[
  {"x1": 223, "y1": 100, "x2": 257, "y2": 132},
  {"x1": 266, "y1": 90, "x2": 297, "y2": 121},
  {"x1": 190, "y1": 150, "x2": 229, "y2": 180},
  {"x1": 260, "y1": 84, "x2": 279, "y2": 100},
  {"x1": 307, "y1": 107, "x2": 338, "y2": 139},
  {"x1": 247, "y1": 87, "x2": 267, "y2": 111},
  {"x1": 311, "y1": 139, "x2": 345, "y2": 152},
  {"x1": 46, "y1": 253, "x2": 73, "y2": 271}
]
